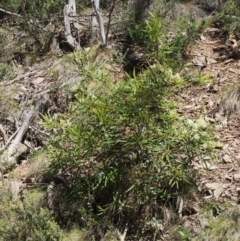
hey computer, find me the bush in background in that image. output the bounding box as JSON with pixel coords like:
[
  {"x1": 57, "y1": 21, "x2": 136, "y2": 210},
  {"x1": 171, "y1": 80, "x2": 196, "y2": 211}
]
[
  {"x1": 216, "y1": 0, "x2": 240, "y2": 37},
  {"x1": 0, "y1": 187, "x2": 63, "y2": 241}
]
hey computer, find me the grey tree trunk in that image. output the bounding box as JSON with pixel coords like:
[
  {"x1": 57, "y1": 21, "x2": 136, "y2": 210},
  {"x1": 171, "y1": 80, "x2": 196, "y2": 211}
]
[
  {"x1": 91, "y1": 0, "x2": 106, "y2": 46},
  {"x1": 63, "y1": 0, "x2": 80, "y2": 50}
]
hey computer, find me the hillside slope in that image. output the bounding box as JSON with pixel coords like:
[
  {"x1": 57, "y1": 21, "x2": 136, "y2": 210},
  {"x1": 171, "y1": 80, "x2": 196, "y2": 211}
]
[{"x1": 1, "y1": 1, "x2": 240, "y2": 240}]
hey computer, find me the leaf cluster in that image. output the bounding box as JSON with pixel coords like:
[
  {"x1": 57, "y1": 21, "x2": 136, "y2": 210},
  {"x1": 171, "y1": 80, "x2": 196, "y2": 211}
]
[{"x1": 127, "y1": 11, "x2": 199, "y2": 71}]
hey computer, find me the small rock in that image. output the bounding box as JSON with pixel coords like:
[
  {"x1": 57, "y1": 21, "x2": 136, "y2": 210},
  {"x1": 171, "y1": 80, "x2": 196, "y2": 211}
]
[
  {"x1": 219, "y1": 77, "x2": 227, "y2": 83},
  {"x1": 208, "y1": 100, "x2": 214, "y2": 108},
  {"x1": 207, "y1": 57, "x2": 217, "y2": 64},
  {"x1": 223, "y1": 154, "x2": 232, "y2": 163},
  {"x1": 205, "y1": 182, "x2": 228, "y2": 190},
  {"x1": 234, "y1": 173, "x2": 240, "y2": 181},
  {"x1": 214, "y1": 187, "x2": 224, "y2": 199},
  {"x1": 209, "y1": 165, "x2": 218, "y2": 170},
  {"x1": 209, "y1": 85, "x2": 219, "y2": 93},
  {"x1": 224, "y1": 190, "x2": 231, "y2": 197},
  {"x1": 21, "y1": 160, "x2": 28, "y2": 165},
  {"x1": 13, "y1": 94, "x2": 21, "y2": 102},
  {"x1": 32, "y1": 77, "x2": 45, "y2": 86},
  {"x1": 225, "y1": 175, "x2": 232, "y2": 181}
]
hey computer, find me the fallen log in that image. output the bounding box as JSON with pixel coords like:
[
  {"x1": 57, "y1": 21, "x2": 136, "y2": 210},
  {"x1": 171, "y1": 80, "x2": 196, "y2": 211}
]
[{"x1": 0, "y1": 107, "x2": 34, "y2": 175}]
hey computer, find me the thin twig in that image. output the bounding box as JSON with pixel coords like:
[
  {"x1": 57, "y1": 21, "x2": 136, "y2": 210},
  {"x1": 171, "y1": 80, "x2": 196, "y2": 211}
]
[
  {"x1": 0, "y1": 126, "x2": 20, "y2": 153},
  {"x1": 0, "y1": 124, "x2": 7, "y2": 144},
  {"x1": 116, "y1": 224, "x2": 128, "y2": 241},
  {"x1": 29, "y1": 126, "x2": 51, "y2": 137},
  {"x1": 105, "y1": 0, "x2": 120, "y2": 45}
]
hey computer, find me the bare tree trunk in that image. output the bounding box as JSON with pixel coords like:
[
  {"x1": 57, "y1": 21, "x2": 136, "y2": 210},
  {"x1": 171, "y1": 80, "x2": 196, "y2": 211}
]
[
  {"x1": 91, "y1": 0, "x2": 106, "y2": 46},
  {"x1": 63, "y1": 0, "x2": 80, "y2": 51},
  {"x1": 92, "y1": 0, "x2": 99, "y2": 32}
]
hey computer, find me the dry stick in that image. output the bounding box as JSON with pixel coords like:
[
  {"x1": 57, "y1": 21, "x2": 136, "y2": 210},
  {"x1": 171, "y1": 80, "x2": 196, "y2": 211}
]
[
  {"x1": 0, "y1": 127, "x2": 20, "y2": 153},
  {"x1": 0, "y1": 108, "x2": 34, "y2": 174},
  {"x1": 5, "y1": 70, "x2": 39, "y2": 85},
  {"x1": 105, "y1": 0, "x2": 119, "y2": 45},
  {"x1": 0, "y1": 7, "x2": 23, "y2": 19},
  {"x1": 116, "y1": 224, "x2": 128, "y2": 241},
  {"x1": 8, "y1": 108, "x2": 34, "y2": 156}
]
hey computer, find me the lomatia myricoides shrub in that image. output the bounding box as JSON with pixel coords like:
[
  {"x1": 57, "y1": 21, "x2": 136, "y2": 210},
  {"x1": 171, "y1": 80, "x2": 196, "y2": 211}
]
[{"x1": 42, "y1": 57, "x2": 215, "y2": 239}]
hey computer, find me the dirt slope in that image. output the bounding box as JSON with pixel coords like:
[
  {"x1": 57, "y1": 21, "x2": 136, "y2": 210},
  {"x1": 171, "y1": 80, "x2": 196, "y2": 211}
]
[
  {"x1": 176, "y1": 26, "x2": 240, "y2": 234},
  {"x1": 2, "y1": 2, "x2": 240, "y2": 238}
]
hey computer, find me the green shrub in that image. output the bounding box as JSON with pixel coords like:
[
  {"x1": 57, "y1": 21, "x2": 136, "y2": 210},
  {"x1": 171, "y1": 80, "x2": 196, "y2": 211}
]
[
  {"x1": 216, "y1": 0, "x2": 240, "y2": 37},
  {"x1": 0, "y1": 29, "x2": 14, "y2": 63},
  {"x1": 0, "y1": 187, "x2": 63, "y2": 241},
  {"x1": 0, "y1": 29, "x2": 7, "y2": 54},
  {"x1": 0, "y1": 63, "x2": 15, "y2": 80},
  {"x1": 193, "y1": 207, "x2": 240, "y2": 241},
  {"x1": 42, "y1": 50, "x2": 215, "y2": 239},
  {"x1": 0, "y1": 0, "x2": 20, "y2": 14},
  {"x1": 128, "y1": 11, "x2": 198, "y2": 71}
]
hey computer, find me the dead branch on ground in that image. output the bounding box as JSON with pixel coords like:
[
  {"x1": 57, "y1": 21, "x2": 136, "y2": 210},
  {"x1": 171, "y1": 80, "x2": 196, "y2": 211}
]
[{"x1": 0, "y1": 107, "x2": 34, "y2": 175}]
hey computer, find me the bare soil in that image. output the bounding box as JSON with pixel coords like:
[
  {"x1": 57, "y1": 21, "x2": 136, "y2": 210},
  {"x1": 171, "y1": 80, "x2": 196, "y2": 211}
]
[{"x1": 175, "y1": 25, "x2": 240, "y2": 234}]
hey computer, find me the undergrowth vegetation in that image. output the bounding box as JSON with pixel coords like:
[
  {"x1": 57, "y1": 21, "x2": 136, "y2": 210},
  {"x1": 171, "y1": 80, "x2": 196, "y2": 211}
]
[
  {"x1": 216, "y1": 0, "x2": 240, "y2": 38},
  {"x1": 127, "y1": 11, "x2": 199, "y2": 71},
  {"x1": 41, "y1": 11, "x2": 217, "y2": 240},
  {"x1": 0, "y1": 29, "x2": 15, "y2": 80},
  {"x1": 0, "y1": 186, "x2": 62, "y2": 241},
  {"x1": 0, "y1": 0, "x2": 63, "y2": 53}
]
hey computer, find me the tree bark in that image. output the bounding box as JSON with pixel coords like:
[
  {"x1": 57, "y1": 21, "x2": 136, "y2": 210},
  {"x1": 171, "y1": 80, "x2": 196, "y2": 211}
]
[
  {"x1": 62, "y1": 0, "x2": 80, "y2": 51},
  {"x1": 92, "y1": 0, "x2": 106, "y2": 46}
]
